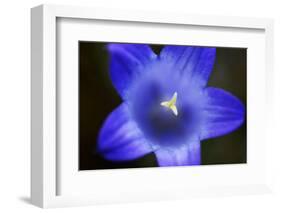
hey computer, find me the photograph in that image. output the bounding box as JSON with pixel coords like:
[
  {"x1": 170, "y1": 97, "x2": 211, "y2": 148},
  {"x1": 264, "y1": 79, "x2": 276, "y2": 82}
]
[{"x1": 79, "y1": 42, "x2": 247, "y2": 170}]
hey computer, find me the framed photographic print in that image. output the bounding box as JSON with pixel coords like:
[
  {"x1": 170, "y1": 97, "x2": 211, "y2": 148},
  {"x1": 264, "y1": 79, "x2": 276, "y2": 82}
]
[{"x1": 31, "y1": 4, "x2": 274, "y2": 208}]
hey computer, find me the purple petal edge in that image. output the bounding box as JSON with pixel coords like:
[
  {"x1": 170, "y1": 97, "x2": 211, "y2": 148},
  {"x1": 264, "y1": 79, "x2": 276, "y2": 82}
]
[
  {"x1": 200, "y1": 87, "x2": 245, "y2": 140},
  {"x1": 97, "y1": 103, "x2": 153, "y2": 161},
  {"x1": 155, "y1": 139, "x2": 201, "y2": 166},
  {"x1": 160, "y1": 45, "x2": 216, "y2": 88},
  {"x1": 107, "y1": 44, "x2": 156, "y2": 99}
]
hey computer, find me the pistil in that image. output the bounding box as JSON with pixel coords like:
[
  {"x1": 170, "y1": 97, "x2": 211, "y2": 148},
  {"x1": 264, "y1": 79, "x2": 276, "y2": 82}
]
[{"x1": 160, "y1": 92, "x2": 178, "y2": 116}]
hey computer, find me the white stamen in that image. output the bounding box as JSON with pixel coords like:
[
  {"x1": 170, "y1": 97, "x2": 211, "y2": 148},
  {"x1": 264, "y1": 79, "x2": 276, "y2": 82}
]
[{"x1": 160, "y1": 92, "x2": 178, "y2": 116}]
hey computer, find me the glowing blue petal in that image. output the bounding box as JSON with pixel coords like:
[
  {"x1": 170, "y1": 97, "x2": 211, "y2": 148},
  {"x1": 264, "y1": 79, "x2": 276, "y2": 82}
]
[
  {"x1": 160, "y1": 46, "x2": 216, "y2": 88},
  {"x1": 155, "y1": 139, "x2": 201, "y2": 166},
  {"x1": 200, "y1": 87, "x2": 245, "y2": 140},
  {"x1": 97, "y1": 103, "x2": 153, "y2": 161},
  {"x1": 107, "y1": 44, "x2": 156, "y2": 99}
]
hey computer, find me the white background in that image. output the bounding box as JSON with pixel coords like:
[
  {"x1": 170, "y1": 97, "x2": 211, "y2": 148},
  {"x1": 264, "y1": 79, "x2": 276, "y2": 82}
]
[
  {"x1": 0, "y1": 0, "x2": 280, "y2": 212},
  {"x1": 58, "y1": 18, "x2": 267, "y2": 198}
]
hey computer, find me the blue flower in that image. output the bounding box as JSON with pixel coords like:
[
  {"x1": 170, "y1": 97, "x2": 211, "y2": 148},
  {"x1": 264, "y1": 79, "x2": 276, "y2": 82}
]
[{"x1": 97, "y1": 44, "x2": 245, "y2": 166}]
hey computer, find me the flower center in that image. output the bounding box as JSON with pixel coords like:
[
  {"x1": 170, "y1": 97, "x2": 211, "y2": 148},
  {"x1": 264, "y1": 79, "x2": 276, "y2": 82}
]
[
  {"x1": 160, "y1": 92, "x2": 178, "y2": 116},
  {"x1": 128, "y1": 79, "x2": 200, "y2": 148}
]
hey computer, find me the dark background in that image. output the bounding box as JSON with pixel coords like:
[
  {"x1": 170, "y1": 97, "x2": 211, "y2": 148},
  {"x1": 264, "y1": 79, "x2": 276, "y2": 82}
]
[{"x1": 79, "y1": 42, "x2": 247, "y2": 170}]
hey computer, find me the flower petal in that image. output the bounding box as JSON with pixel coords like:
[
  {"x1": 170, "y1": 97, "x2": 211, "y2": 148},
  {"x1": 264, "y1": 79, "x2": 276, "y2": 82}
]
[
  {"x1": 200, "y1": 87, "x2": 245, "y2": 140},
  {"x1": 154, "y1": 140, "x2": 201, "y2": 166},
  {"x1": 97, "y1": 103, "x2": 153, "y2": 161},
  {"x1": 160, "y1": 46, "x2": 216, "y2": 88},
  {"x1": 107, "y1": 44, "x2": 156, "y2": 98}
]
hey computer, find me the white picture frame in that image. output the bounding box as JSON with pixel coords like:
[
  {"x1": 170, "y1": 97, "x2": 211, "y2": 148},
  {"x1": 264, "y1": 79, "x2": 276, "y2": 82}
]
[{"x1": 31, "y1": 4, "x2": 274, "y2": 208}]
